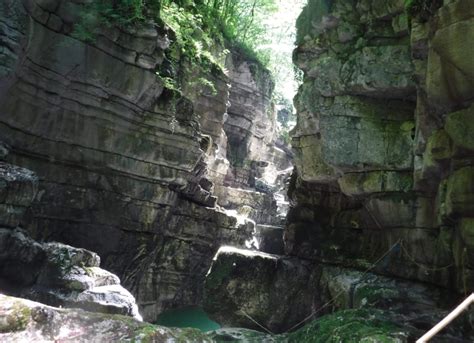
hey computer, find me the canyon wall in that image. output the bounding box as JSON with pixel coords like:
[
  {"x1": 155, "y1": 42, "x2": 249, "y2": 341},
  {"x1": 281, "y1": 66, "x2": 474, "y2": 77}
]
[
  {"x1": 202, "y1": 2, "x2": 474, "y2": 339},
  {"x1": 290, "y1": 0, "x2": 473, "y2": 295},
  {"x1": 0, "y1": 0, "x2": 290, "y2": 321}
]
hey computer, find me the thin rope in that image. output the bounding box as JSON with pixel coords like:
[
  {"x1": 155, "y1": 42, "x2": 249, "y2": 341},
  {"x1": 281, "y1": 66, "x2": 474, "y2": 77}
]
[
  {"x1": 239, "y1": 310, "x2": 275, "y2": 335},
  {"x1": 363, "y1": 203, "x2": 383, "y2": 229},
  {"x1": 284, "y1": 239, "x2": 402, "y2": 332},
  {"x1": 400, "y1": 239, "x2": 454, "y2": 272}
]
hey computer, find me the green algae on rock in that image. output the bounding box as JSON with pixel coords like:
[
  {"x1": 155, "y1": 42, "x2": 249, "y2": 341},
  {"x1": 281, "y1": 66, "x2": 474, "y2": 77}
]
[{"x1": 286, "y1": 309, "x2": 409, "y2": 343}]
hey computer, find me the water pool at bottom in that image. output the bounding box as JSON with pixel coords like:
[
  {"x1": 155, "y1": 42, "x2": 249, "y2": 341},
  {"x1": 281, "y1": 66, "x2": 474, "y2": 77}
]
[{"x1": 156, "y1": 307, "x2": 221, "y2": 332}]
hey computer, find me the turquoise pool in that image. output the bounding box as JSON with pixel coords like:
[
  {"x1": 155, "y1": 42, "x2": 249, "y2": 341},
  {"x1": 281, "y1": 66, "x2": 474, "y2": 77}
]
[{"x1": 156, "y1": 307, "x2": 221, "y2": 332}]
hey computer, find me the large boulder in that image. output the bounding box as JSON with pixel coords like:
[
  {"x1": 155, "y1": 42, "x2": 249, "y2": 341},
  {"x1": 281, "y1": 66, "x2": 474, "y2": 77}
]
[
  {"x1": 0, "y1": 228, "x2": 142, "y2": 320},
  {"x1": 204, "y1": 247, "x2": 320, "y2": 333},
  {"x1": 0, "y1": 294, "x2": 212, "y2": 342},
  {"x1": 204, "y1": 248, "x2": 473, "y2": 341}
]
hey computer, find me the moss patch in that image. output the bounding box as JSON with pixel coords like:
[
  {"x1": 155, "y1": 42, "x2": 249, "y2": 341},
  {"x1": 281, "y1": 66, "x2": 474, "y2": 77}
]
[
  {"x1": 0, "y1": 302, "x2": 31, "y2": 333},
  {"x1": 445, "y1": 106, "x2": 474, "y2": 151},
  {"x1": 286, "y1": 309, "x2": 407, "y2": 343}
]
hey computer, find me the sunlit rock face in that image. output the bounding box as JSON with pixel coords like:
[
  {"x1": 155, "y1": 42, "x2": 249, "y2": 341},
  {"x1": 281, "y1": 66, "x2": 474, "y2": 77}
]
[
  {"x1": 0, "y1": 0, "x2": 252, "y2": 321},
  {"x1": 290, "y1": 0, "x2": 474, "y2": 295},
  {"x1": 222, "y1": 49, "x2": 291, "y2": 190},
  {"x1": 199, "y1": 48, "x2": 293, "y2": 253}
]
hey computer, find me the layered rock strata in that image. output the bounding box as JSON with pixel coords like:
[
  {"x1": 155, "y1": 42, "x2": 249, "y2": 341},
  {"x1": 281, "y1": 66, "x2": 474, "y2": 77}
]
[
  {"x1": 290, "y1": 0, "x2": 474, "y2": 293},
  {"x1": 0, "y1": 156, "x2": 142, "y2": 320},
  {"x1": 0, "y1": 0, "x2": 254, "y2": 321},
  {"x1": 204, "y1": 49, "x2": 293, "y2": 253},
  {"x1": 203, "y1": 0, "x2": 474, "y2": 339}
]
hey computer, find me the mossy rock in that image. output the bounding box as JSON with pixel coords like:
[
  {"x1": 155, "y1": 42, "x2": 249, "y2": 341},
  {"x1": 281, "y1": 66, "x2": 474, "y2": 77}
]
[
  {"x1": 424, "y1": 129, "x2": 453, "y2": 165},
  {"x1": 445, "y1": 106, "x2": 474, "y2": 151},
  {"x1": 295, "y1": 0, "x2": 333, "y2": 45},
  {"x1": 0, "y1": 300, "x2": 31, "y2": 333},
  {"x1": 338, "y1": 171, "x2": 412, "y2": 196},
  {"x1": 286, "y1": 309, "x2": 409, "y2": 343},
  {"x1": 445, "y1": 167, "x2": 474, "y2": 217}
]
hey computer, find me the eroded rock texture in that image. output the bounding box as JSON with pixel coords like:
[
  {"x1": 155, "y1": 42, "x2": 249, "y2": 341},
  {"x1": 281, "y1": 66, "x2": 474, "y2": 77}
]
[
  {"x1": 0, "y1": 159, "x2": 142, "y2": 320},
  {"x1": 205, "y1": 50, "x2": 293, "y2": 253},
  {"x1": 0, "y1": 294, "x2": 214, "y2": 342},
  {"x1": 0, "y1": 0, "x2": 256, "y2": 321},
  {"x1": 290, "y1": 0, "x2": 474, "y2": 293},
  {"x1": 5, "y1": 292, "x2": 455, "y2": 343},
  {"x1": 203, "y1": 0, "x2": 474, "y2": 338}
]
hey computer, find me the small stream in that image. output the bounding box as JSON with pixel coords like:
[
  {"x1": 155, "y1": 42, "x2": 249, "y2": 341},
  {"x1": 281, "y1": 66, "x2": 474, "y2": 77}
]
[{"x1": 156, "y1": 307, "x2": 221, "y2": 332}]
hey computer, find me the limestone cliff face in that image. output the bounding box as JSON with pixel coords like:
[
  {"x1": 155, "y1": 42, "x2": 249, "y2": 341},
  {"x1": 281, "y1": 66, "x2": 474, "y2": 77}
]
[
  {"x1": 290, "y1": 0, "x2": 474, "y2": 295},
  {"x1": 202, "y1": 2, "x2": 474, "y2": 337},
  {"x1": 202, "y1": 48, "x2": 293, "y2": 250},
  {"x1": 0, "y1": 0, "x2": 292, "y2": 322},
  {"x1": 0, "y1": 0, "x2": 253, "y2": 321},
  {"x1": 226, "y1": 52, "x2": 291, "y2": 216}
]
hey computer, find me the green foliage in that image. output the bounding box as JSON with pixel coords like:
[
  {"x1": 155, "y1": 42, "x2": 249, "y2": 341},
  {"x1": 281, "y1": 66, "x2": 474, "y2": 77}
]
[
  {"x1": 161, "y1": 0, "x2": 278, "y2": 67},
  {"x1": 73, "y1": 0, "x2": 151, "y2": 41},
  {"x1": 186, "y1": 0, "x2": 278, "y2": 49},
  {"x1": 157, "y1": 75, "x2": 180, "y2": 93},
  {"x1": 160, "y1": 3, "x2": 223, "y2": 68},
  {"x1": 73, "y1": 0, "x2": 303, "y2": 118},
  {"x1": 196, "y1": 77, "x2": 218, "y2": 96},
  {"x1": 73, "y1": 0, "x2": 281, "y2": 69}
]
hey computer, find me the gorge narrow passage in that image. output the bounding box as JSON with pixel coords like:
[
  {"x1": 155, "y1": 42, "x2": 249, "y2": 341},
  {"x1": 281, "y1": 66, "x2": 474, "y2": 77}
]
[{"x1": 0, "y1": 0, "x2": 473, "y2": 342}]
